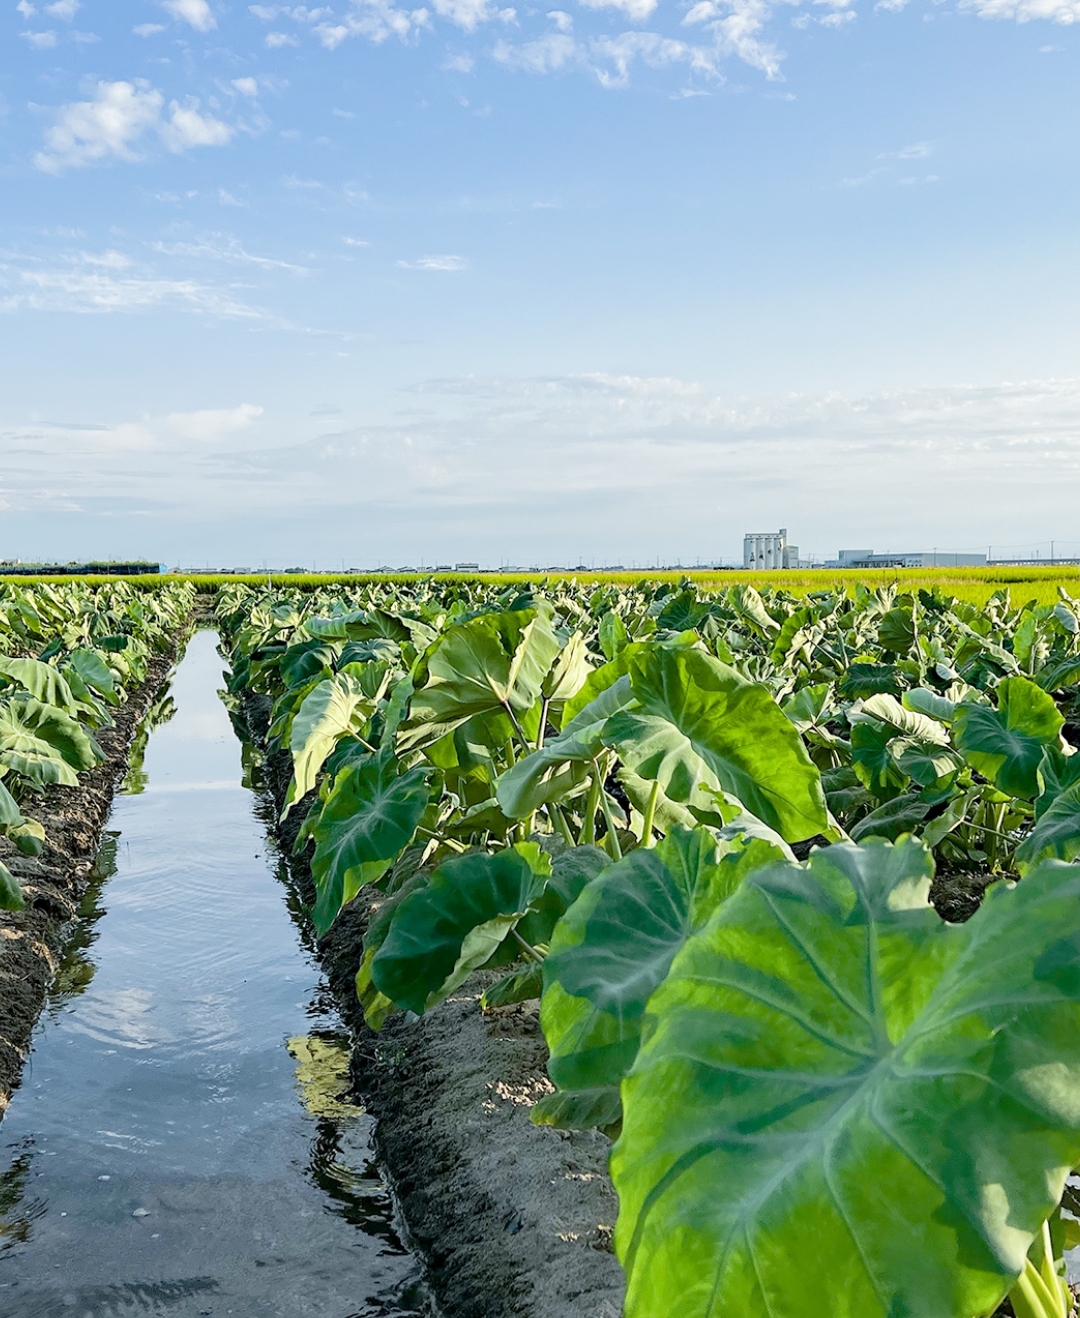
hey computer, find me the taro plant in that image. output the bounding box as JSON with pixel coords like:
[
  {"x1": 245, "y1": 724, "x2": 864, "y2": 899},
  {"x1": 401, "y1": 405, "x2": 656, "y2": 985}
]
[{"x1": 610, "y1": 838, "x2": 1080, "y2": 1318}]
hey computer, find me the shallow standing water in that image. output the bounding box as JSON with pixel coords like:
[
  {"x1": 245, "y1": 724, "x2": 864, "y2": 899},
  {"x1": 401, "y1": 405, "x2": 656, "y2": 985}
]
[{"x1": 0, "y1": 631, "x2": 429, "y2": 1318}]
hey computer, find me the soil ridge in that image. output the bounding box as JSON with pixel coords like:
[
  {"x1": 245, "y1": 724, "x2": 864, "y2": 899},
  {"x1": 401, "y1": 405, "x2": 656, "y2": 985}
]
[{"x1": 239, "y1": 690, "x2": 626, "y2": 1318}]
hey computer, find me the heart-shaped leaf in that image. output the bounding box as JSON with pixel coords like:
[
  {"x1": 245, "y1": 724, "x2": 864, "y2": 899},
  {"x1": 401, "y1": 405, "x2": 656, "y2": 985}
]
[{"x1": 612, "y1": 839, "x2": 1080, "y2": 1318}]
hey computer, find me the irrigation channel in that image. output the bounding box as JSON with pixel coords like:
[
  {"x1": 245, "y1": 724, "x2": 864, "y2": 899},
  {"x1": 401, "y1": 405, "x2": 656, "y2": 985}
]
[{"x1": 0, "y1": 631, "x2": 432, "y2": 1318}]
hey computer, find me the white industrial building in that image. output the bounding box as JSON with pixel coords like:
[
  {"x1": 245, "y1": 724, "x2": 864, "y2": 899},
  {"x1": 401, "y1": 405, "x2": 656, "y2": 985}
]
[
  {"x1": 828, "y1": 550, "x2": 987, "y2": 569},
  {"x1": 743, "y1": 529, "x2": 800, "y2": 570}
]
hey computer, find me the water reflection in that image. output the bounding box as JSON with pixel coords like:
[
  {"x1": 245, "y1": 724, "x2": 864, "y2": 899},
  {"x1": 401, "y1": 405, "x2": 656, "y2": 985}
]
[
  {"x1": 0, "y1": 1143, "x2": 43, "y2": 1256},
  {"x1": 121, "y1": 690, "x2": 177, "y2": 796},
  {"x1": 43, "y1": 831, "x2": 118, "y2": 1017},
  {"x1": 0, "y1": 632, "x2": 430, "y2": 1318}
]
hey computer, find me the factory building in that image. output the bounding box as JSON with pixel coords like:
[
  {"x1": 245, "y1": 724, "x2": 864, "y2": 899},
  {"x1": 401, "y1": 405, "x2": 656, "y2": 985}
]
[
  {"x1": 743, "y1": 530, "x2": 800, "y2": 570},
  {"x1": 828, "y1": 550, "x2": 987, "y2": 569}
]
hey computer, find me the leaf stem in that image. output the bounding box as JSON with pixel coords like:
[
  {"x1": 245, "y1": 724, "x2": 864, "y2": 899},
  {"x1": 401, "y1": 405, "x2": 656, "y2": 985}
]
[
  {"x1": 582, "y1": 772, "x2": 600, "y2": 846},
  {"x1": 640, "y1": 778, "x2": 661, "y2": 849},
  {"x1": 511, "y1": 928, "x2": 544, "y2": 963},
  {"x1": 549, "y1": 802, "x2": 576, "y2": 847},
  {"x1": 502, "y1": 702, "x2": 531, "y2": 752},
  {"x1": 537, "y1": 697, "x2": 550, "y2": 751},
  {"x1": 593, "y1": 759, "x2": 622, "y2": 862}
]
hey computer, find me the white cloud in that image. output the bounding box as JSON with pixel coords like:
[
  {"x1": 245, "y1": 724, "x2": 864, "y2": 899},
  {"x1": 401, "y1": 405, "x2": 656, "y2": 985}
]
[
  {"x1": 443, "y1": 49, "x2": 475, "y2": 67},
  {"x1": 248, "y1": 3, "x2": 334, "y2": 16},
  {"x1": 493, "y1": 30, "x2": 579, "y2": 70},
  {"x1": 265, "y1": 30, "x2": 300, "y2": 44},
  {"x1": 315, "y1": 0, "x2": 431, "y2": 45},
  {"x1": 16, "y1": 0, "x2": 35, "y2": 15},
  {"x1": 682, "y1": 0, "x2": 782, "y2": 78},
  {"x1": 11, "y1": 373, "x2": 1080, "y2": 564},
  {"x1": 218, "y1": 187, "x2": 248, "y2": 205},
  {"x1": 21, "y1": 29, "x2": 57, "y2": 47},
  {"x1": 160, "y1": 102, "x2": 233, "y2": 151},
  {"x1": 231, "y1": 76, "x2": 260, "y2": 96},
  {"x1": 578, "y1": 0, "x2": 658, "y2": 23},
  {"x1": 960, "y1": 0, "x2": 1080, "y2": 18},
  {"x1": 548, "y1": 8, "x2": 573, "y2": 27},
  {"x1": 134, "y1": 22, "x2": 166, "y2": 34},
  {"x1": 343, "y1": 235, "x2": 369, "y2": 245},
  {"x1": 162, "y1": 403, "x2": 263, "y2": 441},
  {"x1": 44, "y1": 0, "x2": 78, "y2": 16},
  {"x1": 34, "y1": 82, "x2": 165, "y2": 173},
  {"x1": 496, "y1": 28, "x2": 723, "y2": 82},
  {"x1": 163, "y1": 0, "x2": 217, "y2": 30},
  {"x1": 33, "y1": 81, "x2": 233, "y2": 173},
  {"x1": 432, "y1": 0, "x2": 514, "y2": 28},
  {"x1": 398, "y1": 254, "x2": 469, "y2": 269},
  {"x1": 590, "y1": 30, "x2": 720, "y2": 84}
]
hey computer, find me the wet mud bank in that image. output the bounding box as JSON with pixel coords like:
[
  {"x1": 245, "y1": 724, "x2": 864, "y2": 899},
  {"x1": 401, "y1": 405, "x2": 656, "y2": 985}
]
[
  {"x1": 240, "y1": 691, "x2": 626, "y2": 1318},
  {"x1": 0, "y1": 636, "x2": 187, "y2": 1111}
]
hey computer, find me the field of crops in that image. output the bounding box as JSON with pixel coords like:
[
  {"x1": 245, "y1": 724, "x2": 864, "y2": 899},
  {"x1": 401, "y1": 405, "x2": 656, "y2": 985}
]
[
  {"x1": 209, "y1": 571, "x2": 1080, "y2": 1318},
  {"x1": 13, "y1": 564, "x2": 1080, "y2": 611},
  {"x1": 0, "y1": 578, "x2": 195, "y2": 914}
]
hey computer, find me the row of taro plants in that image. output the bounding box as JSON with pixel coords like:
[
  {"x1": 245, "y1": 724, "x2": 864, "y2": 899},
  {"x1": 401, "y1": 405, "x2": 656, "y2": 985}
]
[
  {"x1": 217, "y1": 573, "x2": 1080, "y2": 1318},
  {"x1": 0, "y1": 578, "x2": 196, "y2": 911}
]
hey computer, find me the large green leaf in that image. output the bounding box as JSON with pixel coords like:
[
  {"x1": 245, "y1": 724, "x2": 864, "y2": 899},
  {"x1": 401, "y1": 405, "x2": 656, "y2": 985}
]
[
  {"x1": 851, "y1": 718, "x2": 908, "y2": 794},
  {"x1": 1016, "y1": 782, "x2": 1080, "y2": 871},
  {"x1": 0, "y1": 778, "x2": 23, "y2": 830},
  {"x1": 535, "y1": 828, "x2": 785, "y2": 1131},
  {"x1": 279, "y1": 639, "x2": 339, "y2": 690},
  {"x1": 372, "y1": 843, "x2": 551, "y2": 1014},
  {"x1": 286, "y1": 671, "x2": 385, "y2": 811},
  {"x1": 952, "y1": 675, "x2": 1065, "y2": 799},
  {"x1": 612, "y1": 839, "x2": 1080, "y2": 1318},
  {"x1": 0, "y1": 695, "x2": 101, "y2": 771},
  {"x1": 308, "y1": 748, "x2": 430, "y2": 935},
  {"x1": 1036, "y1": 746, "x2": 1080, "y2": 819},
  {"x1": 400, "y1": 605, "x2": 562, "y2": 750},
  {"x1": 860, "y1": 693, "x2": 949, "y2": 746},
  {"x1": 304, "y1": 610, "x2": 374, "y2": 641},
  {"x1": 0, "y1": 860, "x2": 24, "y2": 911},
  {"x1": 619, "y1": 647, "x2": 828, "y2": 843},
  {"x1": 0, "y1": 657, "x2": 77, "y2": 711},
  {"x1": 63, "y1": 647, "x2": 120, "y2": 706},
  {"x1": 495, "y1": 676, "x2": 636, "y2": 818}
]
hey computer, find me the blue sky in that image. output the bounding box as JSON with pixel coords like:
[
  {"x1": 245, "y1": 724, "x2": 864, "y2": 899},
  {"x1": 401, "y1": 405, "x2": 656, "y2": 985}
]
[{"x1": 1, "y1": 0, "x2": 1079, "y2": 568}]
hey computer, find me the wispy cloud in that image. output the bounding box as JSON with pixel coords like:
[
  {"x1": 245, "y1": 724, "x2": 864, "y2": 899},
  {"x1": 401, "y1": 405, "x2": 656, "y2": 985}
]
[
  {"x1": 151, "y1": 234, "x2": 309, "y2": 272},
  {"x1": 842, "y1": 140, "x2": 937, "y2": 186},
  {"x1": 5, "y1": 374, "x2": 1080, "y2": 562},
  {"x1": 33, "y1": 81, "x2": 233, "y2": 173},
  {"x1": 494, "y1": 28, "x2": 725, "y2": 84},
  {"x1": 397, "y1": 254, "x2": 469, "y2": 269},
  {"x1": 959, "y1": 0, "x2": 1080, "y2": 20},
  {"x1": 578, "y1": 0, "x2": 658, "y2": 23},
  {"x1": 0, "y1": 248, "x2": 268, "y2": 319}
]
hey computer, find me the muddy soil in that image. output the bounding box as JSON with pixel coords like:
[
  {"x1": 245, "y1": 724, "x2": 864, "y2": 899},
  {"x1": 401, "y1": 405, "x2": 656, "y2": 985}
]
[
  {"x1": 0, "y1": 637, "x2": 187, "y2": 1113},
  {"x1": 239, "y1": 691, "x2": 626, "y2": 1318}
]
